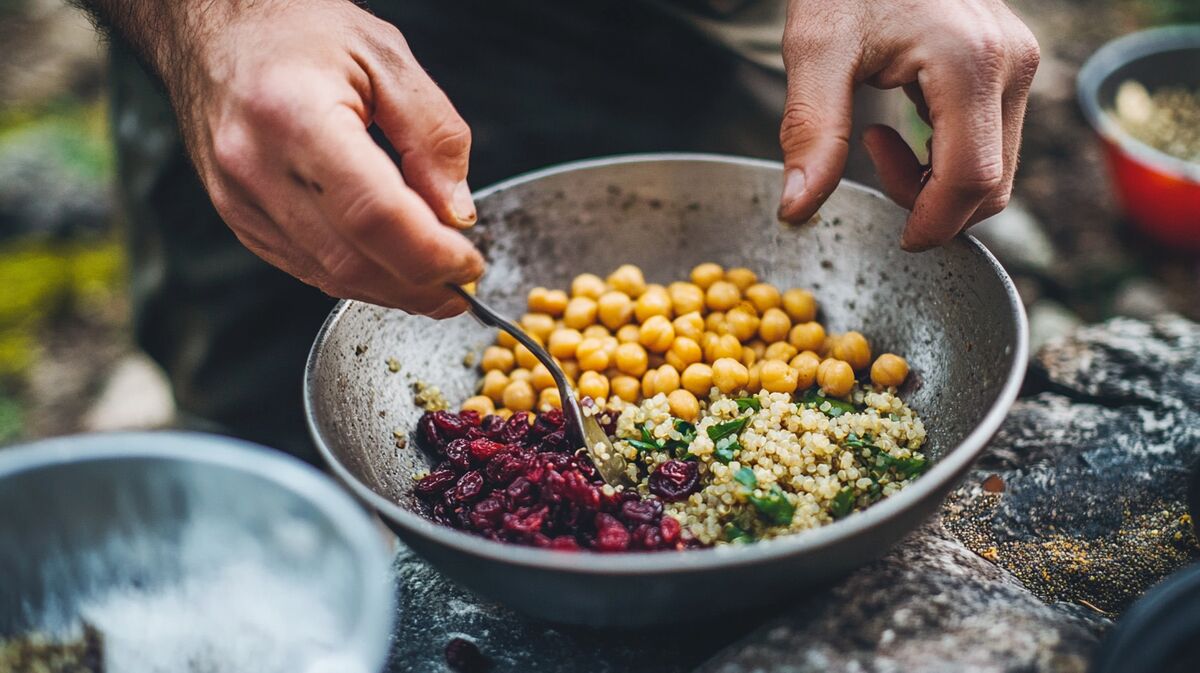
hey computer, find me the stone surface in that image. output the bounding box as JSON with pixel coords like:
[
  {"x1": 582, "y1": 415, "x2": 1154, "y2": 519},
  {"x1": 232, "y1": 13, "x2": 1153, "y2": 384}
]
[{"x1": 386, "y1": 317, "x2": 1199, "y2": 672}]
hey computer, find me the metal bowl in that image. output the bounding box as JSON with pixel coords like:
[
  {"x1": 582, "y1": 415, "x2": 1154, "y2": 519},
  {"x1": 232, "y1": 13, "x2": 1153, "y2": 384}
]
[
  {"x1": 305, "y1": 154, "x2": 1028, "y2": 627},
  {"x1": 0, "y1": 432, "x2": 393, "y2": 672}
]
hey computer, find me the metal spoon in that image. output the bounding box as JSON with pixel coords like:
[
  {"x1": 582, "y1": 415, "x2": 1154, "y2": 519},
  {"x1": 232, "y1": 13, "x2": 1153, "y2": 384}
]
[{"x1": 448, "y1": 285, "x2": 633, "y2": 488}]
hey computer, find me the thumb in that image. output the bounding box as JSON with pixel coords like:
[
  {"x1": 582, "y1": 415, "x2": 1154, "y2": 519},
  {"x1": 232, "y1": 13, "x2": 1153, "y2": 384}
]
[
  {"x1": 368, "y1": 45, "x2": 477, "y2": 229},
  {"x1": 777, "y1": 41, "x2": 856, "y2": 223}
]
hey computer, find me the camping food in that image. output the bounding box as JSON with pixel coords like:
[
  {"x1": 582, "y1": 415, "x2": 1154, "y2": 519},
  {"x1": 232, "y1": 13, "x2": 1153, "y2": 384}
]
[
  {"x1": 0, "y1": 625, "x2": 103, "y2": 673},
  {"x1": 413, "y1": 263, "x2": 927, "y2": 550},
  {"x1": 1111, "y1": 79, "x2": 1200, "y2": 162}
]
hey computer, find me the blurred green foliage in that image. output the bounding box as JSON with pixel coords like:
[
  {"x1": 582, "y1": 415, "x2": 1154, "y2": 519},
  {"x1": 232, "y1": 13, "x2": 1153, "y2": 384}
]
[
  {"x1": 0, "y1": 98, "x2": 113, "y2": 181},
  {"x1": 1124, "y1": 0, "x2": 1200, "y2": 23}
]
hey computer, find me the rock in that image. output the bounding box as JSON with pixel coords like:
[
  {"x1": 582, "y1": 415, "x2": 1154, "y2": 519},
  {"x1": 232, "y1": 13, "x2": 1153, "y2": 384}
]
[
  {"x1": 81, "y1": 353, "x2": 175, "y2": 431},
  {"x1": 386, "y1": 317, "x2": 1200, "y2": 672},
  {"x1": 1028, "y1": 299, "x2": 1083, "y2": 355},
  {"x1": 971, "y1": 199, "x2": 1057, "y2": 276},
  {"x1": 1112, "y1": 279, "x2": 1172, "y2": 321}
]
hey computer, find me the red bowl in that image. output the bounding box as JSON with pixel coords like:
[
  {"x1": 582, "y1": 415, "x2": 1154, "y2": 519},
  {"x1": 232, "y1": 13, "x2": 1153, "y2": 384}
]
[{"x1": 1077, "y1": 26, "x2": 1200, "y2": 250}]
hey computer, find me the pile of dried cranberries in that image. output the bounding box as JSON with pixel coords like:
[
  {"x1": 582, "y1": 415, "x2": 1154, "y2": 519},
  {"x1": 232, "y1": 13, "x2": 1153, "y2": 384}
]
[{"x1": 413, "y1": 409, "x2": 698, "y2": 552}]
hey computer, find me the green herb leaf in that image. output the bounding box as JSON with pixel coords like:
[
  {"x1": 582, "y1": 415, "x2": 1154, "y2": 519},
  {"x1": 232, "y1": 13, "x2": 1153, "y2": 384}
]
[
  {"x1": 891, "y1": 456, "x2": 928, "y2": 479},
  {"x1": 733, "y1": 466, "x2": 758, "y2": 488},
  {"x1": 626, "y1": 438, "x2": 661, "y2": 453},
  {"x1": 640, "y1": 422, "x2": 659, "y2": 447},
  {"x1": 830, "y1": 487, "x2": 856, "y2": 519},
  {"x1": 749, "y1": 485, "x2": 796, "y2": 526},
  {"x1": 723, "y1": 523, "x2": 756, "y2": 544},
  {"x1": 796, "y1": 387, "x2": 859, "y2": 417},
  {"x1": 713, "y1": 435, "x2": 740, "y2": 463},
  {"x1": 707, "y1": 416, "x2": 749, "y2": 441},
  {"x1": 735, "y1": 397, "x2": 762, "y2": 412},
  {"x1": 888, "y1": 413, "x2": 901, "y2": 422},
  {"x1": 673, "y1": 418, "x2": 697, "y2": 442}
]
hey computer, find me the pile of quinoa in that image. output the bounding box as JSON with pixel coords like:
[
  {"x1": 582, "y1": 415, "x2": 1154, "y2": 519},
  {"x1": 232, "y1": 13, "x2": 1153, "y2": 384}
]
[{"x1": 611, "y1": 386, "x2": 927, "y2": 545}]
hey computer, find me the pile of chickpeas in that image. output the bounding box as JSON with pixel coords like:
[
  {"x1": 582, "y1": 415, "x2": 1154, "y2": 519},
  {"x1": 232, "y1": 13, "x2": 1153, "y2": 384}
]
[{"x1": 459, "y1": 263, "x2": 909, "y2": 422}]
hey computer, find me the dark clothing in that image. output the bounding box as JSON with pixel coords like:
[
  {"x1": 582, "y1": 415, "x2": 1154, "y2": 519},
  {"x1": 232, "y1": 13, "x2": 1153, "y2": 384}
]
[{"x1": 110, "y1": 0, "x2": 794, "y2": 461}]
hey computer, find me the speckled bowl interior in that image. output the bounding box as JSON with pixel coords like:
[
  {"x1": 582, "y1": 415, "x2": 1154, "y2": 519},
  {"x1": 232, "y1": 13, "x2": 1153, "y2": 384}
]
[{"x1": 305, "y1": 154, "x2": 1027, "y2": 626}]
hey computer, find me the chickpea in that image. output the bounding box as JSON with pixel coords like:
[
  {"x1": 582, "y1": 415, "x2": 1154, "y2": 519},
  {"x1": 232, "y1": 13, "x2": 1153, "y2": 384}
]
[
  {"x1": 530, "y1": 363, "x2": 556, "y2": 391},
  {"x1": 611, "y1": 375, "x2": 641, "y2": 403},
  {"x1": 494, "y1": 408, "x2": 514, "y2": 421},
  {"x1": 747, "y1": 339, "x2": 767, "y2": 359},
  {"x1": 782, "y1": 288, "x2": 817, "y2": 322},
  {"x1": 578, "y1": 371, "x2": 610, "y2": 400},
  {"x1": 606, "y1": 264, "x2": 646, "y2": 298},
  {"x1": 665, "y1": 337, "x2": 702, "y2": 371},
  {"x1": 528, "y1": 287, "x2": 569, "y2": 316},
  {"x1": 634, "y1": 285, "x2": 673, "y2": 322},
  {"x1": 514, "y1": 339, "x2": 543, "y2": 370},
  {"x1": 764, "y1": 342, "x2": 798, "y2": 362},
  {"x1": 705, "y1": 280, "x2": 741, "y2": 312},
  {"x1": 576, "y1": 338, "x2": 611, "y2": 371},
  {"x1": 705, "y1": 333, "x2": 743, "y2": 363},
  {"x1": 601, "y1": 336, "x2": 620, "y2": 359},
  {"x1": 539, "y1": 387, "x2": 562, "y2": 410},
  {"x1": 520, "y1": 312, "x2": 555, "y2": 342},
  {"x1": 704, "y1": 311, "x2": 727, "y2": 334},
  {"x1": 548, "y1": 328, "x2": 583, "y2": 359},
  {"x1": 654, "y1": 364, "x2": 681, "y2": 395},
  {"x1": 788, "y1": 321, "x2": 826, "y2": 353},
  {"x1": 641, "y1": 369, "x2": 658, "y2": 398},
  {"x1": 832, "y1": 331, "x2": 872, "y2": 371},
  {"x1": 816, "y1": 358, "x2": 854, "y2": 397},
  {"x1": 740, "y1": 347, "x2": 757, "y2": 368},
  {"x1": 462, "y1": 395, "x2": 495, "y2": 417},
  {"x1": 559, "y1": 359, "x2": 580, "y2": 382},
  {"x1": 789, "y1": 350, "x2": 821, "y2": 389},
  {"x1": 480, "y1": 346, "x2": 515, "y2": 373},
  {"x1": 597, "y1": 290, "x2": 634, "y2": 330},
  {"x1": 667, "y1": 282, "x2": 705, "y2": 315},
  {"x1": 563, "y1": 296, "x2": 598, "y2": 330},
  {"x1": 481, "y1": 370, "x2": 510, "y2": 402},
  {"x1": 758, "y1": 308, "x2": 792, "y2": 343},
  {"x1": 616, "y1": 324, "x2": 641, "y2": 344},
  {"x1": 760, "y1": 360, "x2": 800, "y2": 393},
  {"x1": 724, "y1": 267, "x2": 757, "y2": 291},
  {"x1": 614, "y1": 342, "x2": 650, "y2": 377},
  {"x1": 746, "y1": 361, "x2": 763, "y2": 393},
  {"x1": 638, "y1": 315, "x2": 675, "y2": 353},
  {"x1": 502, "y1": 379, "x2": 535, "y2": 412},
  {"x1": 667, "y1": 389, "x2": 700, "y2": 421},
  {"x1": 724, "y1": 306, "x2": 760, "y2": 342},
  {"x1": 672, "y1": 312, "x2": 704, "y2": 341},
  {"x1": 583, "y1": 324, "x2": 611, "y2": 340},
  {"x1": 712, "y1": 358, "x2": 750, "y2": 394},
  {"x1": 509, "y1": 368, "x2": 531, "y2": 383},
  {"x1": 571, "y1": 273, "x2": 607, "y2": 299},
  {"x1": 496, "y1": 330, "x2": 518, "y2": 349},
  {"x1": 690, "y1": 262, "x2": 724, "y2": 289},
  {"x1": 870, "y1": 353, "x2": 909, "y2": 388},
  {"x1": 744, "y1": 283, "x2": 782, "y2": 314},
  {"x1": 681, "y1": 363, "x2": 714, "y2": 396}
]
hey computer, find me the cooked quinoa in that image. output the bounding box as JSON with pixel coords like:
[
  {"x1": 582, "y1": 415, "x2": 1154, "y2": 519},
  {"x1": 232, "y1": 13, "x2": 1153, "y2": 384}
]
[{"x1": 609, "y1": 385, "x2": 927, "y2": 545}]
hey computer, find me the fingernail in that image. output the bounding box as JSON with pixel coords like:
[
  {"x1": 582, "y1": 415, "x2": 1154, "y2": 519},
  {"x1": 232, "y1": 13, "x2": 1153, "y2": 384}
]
[
  {"x1": 900, "y1": 228, "x2": 934, "y2": 253},
  {"x1": 451, "y1": 181, "x2": 476, "y2": 227},
  {"x1": 777, "y1": 168, "x2": 806, "y2": 219}
]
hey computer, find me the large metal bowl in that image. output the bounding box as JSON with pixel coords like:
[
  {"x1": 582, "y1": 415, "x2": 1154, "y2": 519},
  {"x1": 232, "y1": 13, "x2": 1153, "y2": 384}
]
[
  {"x1": 305, "y1": 154, "x2": 1028, "y2": 627},
  {"x1": 0, "y1": 432, "x2": 393, "y2": 672}
]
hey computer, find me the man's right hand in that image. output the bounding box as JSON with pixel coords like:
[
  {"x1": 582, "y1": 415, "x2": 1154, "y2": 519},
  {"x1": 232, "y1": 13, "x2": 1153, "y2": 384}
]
[{"x1": 98, "y1": 0, "x2": 484, "y2": 315}]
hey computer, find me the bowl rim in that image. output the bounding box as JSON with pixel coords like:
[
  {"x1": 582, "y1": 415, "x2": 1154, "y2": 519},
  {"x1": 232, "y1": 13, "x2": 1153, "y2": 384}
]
[
  {"x1": 0, "y1": 430, "x2": 394, "y2": 667},
  {"x1": 305, "y1": 152, "x2": 1029, "y2": 575},
  {"x1": 1077, "y1": 24, "x2": 1200, "y2": 182}
]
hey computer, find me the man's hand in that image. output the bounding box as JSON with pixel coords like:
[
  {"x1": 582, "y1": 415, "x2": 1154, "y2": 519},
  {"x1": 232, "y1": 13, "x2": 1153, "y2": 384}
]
[
  {"x1": 777, "y1": 0, "x2": 1040, "y2": 251},
  {"x1": 87, "y1": 0, "x2": 483, "y2": 315}
]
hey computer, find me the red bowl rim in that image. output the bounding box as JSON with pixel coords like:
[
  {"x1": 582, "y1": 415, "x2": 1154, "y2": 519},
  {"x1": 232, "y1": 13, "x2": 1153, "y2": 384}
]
[{"x1": 1077, "y1": 25, "x2": 1200, "y2": 184}]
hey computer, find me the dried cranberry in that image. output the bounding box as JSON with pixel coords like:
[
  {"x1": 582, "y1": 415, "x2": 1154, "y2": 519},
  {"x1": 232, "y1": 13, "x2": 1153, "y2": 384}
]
[
  {"x1": 459, "y1": 409, "x2": 481, "y2": 427},
  {"x1": 550, "y1": 535, "x2": 580, "y2": 551},
  {"x1": 539, "y1": 429, "x2": 568, "y2": 452},
  {"x1": 469, "y1": 496, "x2": 505, "y2": 531},
  {"x1": 443, "y1": 439, "x2": 472, "y2": 471},
  {"x1": 431, "y1": 410, "x2": 472, "y2": 440},
  {"x1": 445, "y1": 637, "x2": 490, "y2": 673},
  {"x1": 480, "y1": 414, "x2": 506, "y2": 438},
  {"x1": 660, "y1": 516, "x2": 681, "y2": 544},
  {"x1": 632, "y1": 523, "x2": 664, "y2": 550},
  {"x1": 593, "y1": 513, "x2": 631, "y2": 552},
  {"x1": 452, "y1": 471, "x2": 485, "y2": 504},
  {"x1": 502, "y1": 505, "x2": 547, "y2": 538},
  {"x1": 414, "y1": 469, "x2": 458, "y2": 499},
  {"x1": 648, "y1": 459, "x2": 700, "y2": 502},
  {"x1": 485, "y1": 447, "x2": 533, "y2": 486},
  {"x1": 468, "y1": 438, "x2": 508, "y2": 463},
  {"x1": 619, "y1": 498, "x2": 663, "y2": 525},
  {"x1": 504, "y1": 477, "x2": 537, "y2": 507},
  {"x1": 501, "y1": 412, "x2": 532, "y2": 443},
  {"x1": 417, "y1": 414, "x2": 441, "y2": 451}
]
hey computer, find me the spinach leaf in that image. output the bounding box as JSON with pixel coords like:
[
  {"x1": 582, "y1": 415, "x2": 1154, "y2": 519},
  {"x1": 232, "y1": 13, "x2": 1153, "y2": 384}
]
[
  {"x1": 733, "y1": 466, "x2": 758, "y2": 488},
  {"x1": 708, "y1": 416, "x2": 749, "y2": 464},
  {"x1": 707, "y1": 417, "x2": 749, "y2": 441},
  {"x1": 626, "y1": 438, "x2": 661, "y2": 453},
  {"x1": 830, "y1": 487, "x2": 856, "y2": 519},
  {"x1": 673, "y1": 418, "x2": 697, "y2": 442},
  {"x1": 796, "y1": 387, "x2": 858, "y2": 417},
  {"x1": 735, "y1": 397, "x2": 762, "y2": 412},
  {"x1": 749, "y1": 485, "x2": 796, "y2": 526},
  {"x1": 723, "y1": 523, "x2": 756, "y2": 544}
]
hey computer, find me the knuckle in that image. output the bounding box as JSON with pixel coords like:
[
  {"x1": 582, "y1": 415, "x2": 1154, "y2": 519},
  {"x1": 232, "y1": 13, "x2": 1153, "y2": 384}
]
[
  {"x1": 428, "y1": 114, "x2": 472, "y2": 160},
  {"x1": 210, "y1": 124, "x2": 254, "y2": 183},
  {"x1": 238, "y1": 68, "x2": 312, "y2": 136},
  {"x1": 779, "y1": 101, "x2": 825, "y2": 148},
  {"x1": 964, "y1": 32, "x2": 1007, "y2": 76},
  {"x1": 951, "y1": 161, "x2": 1005, "y2": 196}
]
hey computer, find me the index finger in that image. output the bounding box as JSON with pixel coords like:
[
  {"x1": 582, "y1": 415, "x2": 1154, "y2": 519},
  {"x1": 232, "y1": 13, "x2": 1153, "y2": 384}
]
[{"x1": 901, "y1": 65, "x2": 1005, "y2": 251}]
